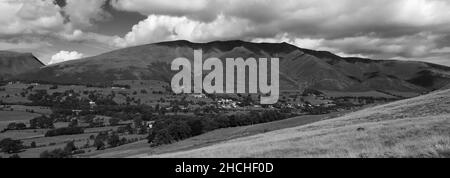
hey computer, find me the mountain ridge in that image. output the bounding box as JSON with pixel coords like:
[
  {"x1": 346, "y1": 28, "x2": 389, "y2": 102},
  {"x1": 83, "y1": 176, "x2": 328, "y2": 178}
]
[{"x1": 12, "y1": 40, "x2": 450, "y2": 93}]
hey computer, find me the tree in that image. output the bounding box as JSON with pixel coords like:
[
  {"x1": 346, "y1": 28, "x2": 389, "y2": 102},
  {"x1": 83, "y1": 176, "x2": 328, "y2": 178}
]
[
  {"x1": 94, "y1": 138, "x2": 105, "y2": 150},
  {"x1": 107, "y1": 133, "x2": 121, "y2": 148},
  {"x1": 120, "y1": 138, "x2": 128, "y2": 145},
  {"x1": 151, "y1": 129, "x2": 173, "y2": 146},
  {"x1": 64, "y1": 141, "x2": 77, "y2": 153},
  {"x1": 30, "y1": 116, "x2": 54, "y2": 129},
  {"x1": 0, "y1": 138, "x2": 24, "y2": 154},
  {"x1": 133, "y1": 117, "x2": 143, "y2": 128},
  {"x1": 6, "y1": 123, "x2": 17, "y2": 130},
  {"x1": 15, "y1": 123, "x2": 27, "y2": 130},
  {"x1": 30, "y1": 141, "x2": 37, "y2": 148}
]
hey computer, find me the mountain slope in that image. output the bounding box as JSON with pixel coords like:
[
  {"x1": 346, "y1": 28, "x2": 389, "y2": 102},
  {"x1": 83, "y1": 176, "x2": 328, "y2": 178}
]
[
  {"x1": 0, "y1": 51, "x2": 44, "y2": 81},
  {"x1": 148, "y1": 89, "x2": 450, "y2": 158},
  {"x1": 17, "y1": 40, "x2": 450, "y2": 93}
]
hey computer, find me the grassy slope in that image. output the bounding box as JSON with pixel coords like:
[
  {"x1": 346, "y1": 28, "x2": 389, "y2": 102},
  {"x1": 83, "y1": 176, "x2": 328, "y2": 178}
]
[
  {"x1": 148, "y1": 89, "x2": 450, "y2": 158},
  {"x1": 82, "y1": 112, "x2": 350, "y2": 158}
]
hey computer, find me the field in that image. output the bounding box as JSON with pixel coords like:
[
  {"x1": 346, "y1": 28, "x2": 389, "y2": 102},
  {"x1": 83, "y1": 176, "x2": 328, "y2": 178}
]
[
  {"x1": 0, "y1": 124, "x2": 147, "y2": 158},
  {"x1": 146, "y1": 89, "x2": 450, "y2": 158},
  {"x1": 0, "y1": 110, "x2": 40, "y2": 130},
  {"x1": 0, "y1": 80, "x2": 422, "y2": 158},
  {"x1": 0, "y1": 80, "x2": 212, "y2": 107}
]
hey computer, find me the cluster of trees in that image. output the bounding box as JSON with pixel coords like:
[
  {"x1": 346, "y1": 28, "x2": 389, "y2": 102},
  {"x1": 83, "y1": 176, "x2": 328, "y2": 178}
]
[
  {"x1": 40, "y1": 141, "x2": 80, "y2": 158},
  {"x1": 5, "y1": 122, "x2": 27, "y2": 130},
  {"x1": 45, "y1": 127, "x2": 84, "y2": 137},
  {"x1": 0, "y1": 138, "x2": 24, "y2": 154},
  {"x1": 148, "y1": 110, "x2": 291, "y2": 147},
  {"x1": 1, "y1": 115, "x2": 55, "y2": 133},
  {"x1": 93, "y1": 131, "x2": 128, "y2": 150},
  {"x1": 30, "y1": 115, "x2": 54, "y2": 129},
  {"x1": 27, "y1": 89, "x2": 116, "y2": 112}
]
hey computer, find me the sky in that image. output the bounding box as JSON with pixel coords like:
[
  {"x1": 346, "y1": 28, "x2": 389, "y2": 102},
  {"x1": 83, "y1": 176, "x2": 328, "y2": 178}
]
[{"x1": 1, "y1": 0, "x2": 450, "y2": 66}]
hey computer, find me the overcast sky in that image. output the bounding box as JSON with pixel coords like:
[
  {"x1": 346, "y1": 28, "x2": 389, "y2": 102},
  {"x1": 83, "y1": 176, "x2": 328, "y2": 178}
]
[{"x1": 1, "y1": 0, "x2": 450, "y2": 66}]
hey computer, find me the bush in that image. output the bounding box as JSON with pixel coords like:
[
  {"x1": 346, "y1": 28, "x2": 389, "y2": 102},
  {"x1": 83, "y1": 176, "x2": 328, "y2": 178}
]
[
  {"x1": 45, "y1": 127, "x2": 84, "y2": 137},
  {"x1": 107, "y1": 133, "x2": 121, "y2": 148}
]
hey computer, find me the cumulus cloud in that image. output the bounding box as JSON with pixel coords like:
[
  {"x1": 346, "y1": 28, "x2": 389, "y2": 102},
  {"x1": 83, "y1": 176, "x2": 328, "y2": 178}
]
[
  {"x1": 49, "y1": 51, "x2": 84, "y2": 65},
  {"x1": 113, "y1": 14, "x2": 252, "y2": 47},
  {"x1": 63, "y1": 0, "x2": 111, "y2": 28},
  {"x1": 0, "y1": 0, "x2": 114, "y2": 42},
  {"x1": 0, "y1": 0, "x2": 66, "y2": 36},
  {"x1": 111, "y1": 0, "x2": 450, "y2": 38},
  {"x1": 110, "y1": 0, "x2": 450, "y2": 63}
]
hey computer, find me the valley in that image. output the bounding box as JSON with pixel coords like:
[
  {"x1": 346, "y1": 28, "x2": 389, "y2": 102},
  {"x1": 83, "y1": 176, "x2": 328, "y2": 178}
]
[{"x1": 1, "y1": 40, "x2": 449, "y2": 158}]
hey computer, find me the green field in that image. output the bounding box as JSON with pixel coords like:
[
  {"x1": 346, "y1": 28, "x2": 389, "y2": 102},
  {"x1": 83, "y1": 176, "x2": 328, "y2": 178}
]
[{"x1": 0, "y1": 110, "x2": 40, "y2": 130}]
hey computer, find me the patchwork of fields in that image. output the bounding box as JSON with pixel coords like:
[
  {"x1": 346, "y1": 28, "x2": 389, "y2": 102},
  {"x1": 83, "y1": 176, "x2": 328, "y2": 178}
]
[{"x1": 146, "y1": 89, "x2": 450, "y2": 158}]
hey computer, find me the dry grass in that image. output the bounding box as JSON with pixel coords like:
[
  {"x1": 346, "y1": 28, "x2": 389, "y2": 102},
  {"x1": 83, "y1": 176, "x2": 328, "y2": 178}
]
[{"x1": 148, "y1": 89, "x2": 450, "y2": 158}]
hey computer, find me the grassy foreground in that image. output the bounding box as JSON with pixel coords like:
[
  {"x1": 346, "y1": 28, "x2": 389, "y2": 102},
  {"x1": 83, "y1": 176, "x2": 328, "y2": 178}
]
[{"x1": 147, "y1": 89, "x2": 450, "y2": 158}]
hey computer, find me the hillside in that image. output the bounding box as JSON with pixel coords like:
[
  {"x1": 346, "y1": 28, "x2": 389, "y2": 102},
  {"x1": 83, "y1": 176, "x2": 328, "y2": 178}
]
[
  {"x1": 17, "y1": 40, "x2": 450, "y2": 94},
  {"x1": 0, "y1": 51, "x2": 44, "y2": 81},
  {"x1": 147, "y1": 89, "x2": 450, "y2": 158}
]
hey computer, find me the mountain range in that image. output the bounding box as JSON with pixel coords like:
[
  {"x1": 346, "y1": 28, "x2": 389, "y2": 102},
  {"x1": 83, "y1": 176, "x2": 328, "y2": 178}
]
[{"x1": 3, "y1": 40, "x2": 450, "y2": 94}]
